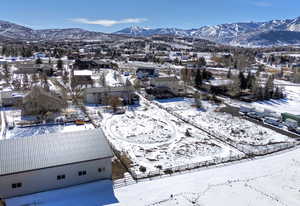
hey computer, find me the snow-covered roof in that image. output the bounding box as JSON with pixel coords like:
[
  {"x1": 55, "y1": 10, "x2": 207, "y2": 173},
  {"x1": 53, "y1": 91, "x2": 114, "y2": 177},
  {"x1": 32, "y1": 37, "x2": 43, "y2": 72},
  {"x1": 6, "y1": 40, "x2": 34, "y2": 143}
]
[
  {"x1": 74, "y1": 70, "x2": 93, "y2": 76},
  {"x1": 205, "y1": 79, "x2": 233, "y2": 87},
  {"x1": 0, "y1": 91, "x2": 24, "y2": 99},
  {"x1": 0, "y1": 129, "x2": 113, "y2": 176}
]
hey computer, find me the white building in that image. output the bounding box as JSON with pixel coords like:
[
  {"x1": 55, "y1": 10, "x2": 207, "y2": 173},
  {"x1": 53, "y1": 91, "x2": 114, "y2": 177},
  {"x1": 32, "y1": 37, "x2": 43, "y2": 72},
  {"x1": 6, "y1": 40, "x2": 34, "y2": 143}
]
[
  {"x1": 150, "y1": 76, "x2": 185, "y2": 95},
  {"x1": 83, "y1": 86, "x2": 137, "y2": 105},
  {"x1": 0, "y1": 129, "x2": 113, "y2": 199}
]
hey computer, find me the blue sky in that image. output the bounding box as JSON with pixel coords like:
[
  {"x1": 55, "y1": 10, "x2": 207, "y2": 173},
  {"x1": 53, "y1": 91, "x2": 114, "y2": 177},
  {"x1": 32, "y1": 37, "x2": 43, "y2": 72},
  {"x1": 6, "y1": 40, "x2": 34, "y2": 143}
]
[{"x1": 0, "y1": 0, "x2": 299, "y2": 33}]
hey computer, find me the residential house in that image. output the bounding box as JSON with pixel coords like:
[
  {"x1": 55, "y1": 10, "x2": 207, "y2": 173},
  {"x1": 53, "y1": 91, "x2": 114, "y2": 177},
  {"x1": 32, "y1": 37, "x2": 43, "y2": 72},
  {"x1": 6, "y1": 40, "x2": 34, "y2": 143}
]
[
  {"x1": 150, "y1": 76, "x2": 184, "y2": 95},
  {"x1": 84, "y1": 85, "x2": 138, "y2": 105},
  {"x1": 0, "y1": 91, "x2": 24, "y2": 107}
]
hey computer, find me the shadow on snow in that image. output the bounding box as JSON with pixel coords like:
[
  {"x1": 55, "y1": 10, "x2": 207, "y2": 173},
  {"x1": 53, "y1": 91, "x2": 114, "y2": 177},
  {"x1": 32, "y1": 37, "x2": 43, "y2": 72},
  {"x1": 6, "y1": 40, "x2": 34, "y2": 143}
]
[{"x1": 6, "y1": 180, "x2": 119, "y2": 206}]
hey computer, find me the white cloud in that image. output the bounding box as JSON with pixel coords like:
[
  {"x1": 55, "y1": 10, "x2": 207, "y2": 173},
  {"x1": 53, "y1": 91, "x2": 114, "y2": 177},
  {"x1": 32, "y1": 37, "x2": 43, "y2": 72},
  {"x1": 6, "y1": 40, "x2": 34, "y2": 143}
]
[
  {"x1": 252, "y1": 1, "x2": 272, "y2": 7},
  {"x1": 70, "y1": 18, "x2": 147, "y2": 27}
]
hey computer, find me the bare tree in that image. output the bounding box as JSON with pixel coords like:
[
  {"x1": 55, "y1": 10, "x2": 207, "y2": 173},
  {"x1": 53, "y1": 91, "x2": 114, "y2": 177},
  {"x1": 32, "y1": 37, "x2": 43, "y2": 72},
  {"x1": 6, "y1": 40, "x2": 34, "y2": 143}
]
[
  {"x1": 108, "y1": 96, "x2": 122, "y2": 112},
  {"x1": 99, "y1": 72, "x2": 106, "y2": 87},
  {"x1": 133, "y1": 79, "x2": 141, "y2": 92}
]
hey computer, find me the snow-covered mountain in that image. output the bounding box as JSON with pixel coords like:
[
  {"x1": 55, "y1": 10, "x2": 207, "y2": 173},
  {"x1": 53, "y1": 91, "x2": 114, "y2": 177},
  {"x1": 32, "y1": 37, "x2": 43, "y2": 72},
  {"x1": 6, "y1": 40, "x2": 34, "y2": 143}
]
[
  {"x1": 115, "y1": 17, "x2": 300, "y2": 46},
  {"x1": 0, "y1": 20, "x2": 122, "y2": 41},
  {"x1": 2, "y1": 17, "x2": 300, "y2": 46},
  {"x1": 115, "y1": 26, "x2": 191, "y2": 37}
]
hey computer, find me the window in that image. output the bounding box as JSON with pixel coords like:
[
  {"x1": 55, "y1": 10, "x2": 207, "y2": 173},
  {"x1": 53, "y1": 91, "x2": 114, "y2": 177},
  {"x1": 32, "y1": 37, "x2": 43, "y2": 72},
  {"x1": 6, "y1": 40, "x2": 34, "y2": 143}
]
[
  {"x1": 78, "y1": 170, "x2": 87, "y2": 176},
  {"x1": 57, "y1": 174, "x2": 66, "y2": 180},
  {"x1": 12, "y1": 183, "x2": 22, "y2": 189},
  {"x1": 98, "y1": 167, "x2": 105, "y2": 173}
]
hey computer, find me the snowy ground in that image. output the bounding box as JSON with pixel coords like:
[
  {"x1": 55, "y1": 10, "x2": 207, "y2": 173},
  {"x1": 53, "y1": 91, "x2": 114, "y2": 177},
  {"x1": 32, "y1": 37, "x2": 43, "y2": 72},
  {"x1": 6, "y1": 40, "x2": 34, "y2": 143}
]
[
  {"x1": 229, "y1": 80, "x2": 300, "y2": 115},
  {"x1": 111, "y1": 147, "x2": 300, "y2": 206},
  {"x1": 253, "y1": 80, "x2": 300, "y2": 115},
  {"x1": 3, "y1": 107, "x2": 94, "y2": 139},
  {"x1": 155, "y1": 98, "x2": 294, "y2": 154},
  {"x1": 6, "y1": 180, "x2": 118, "y2": 206},
  {"x1": 7, "y1": 147, "x2": 300, "y2": 206},
  {"x1": 86, "y1": 100, "x2": 242, "y2": 177}
]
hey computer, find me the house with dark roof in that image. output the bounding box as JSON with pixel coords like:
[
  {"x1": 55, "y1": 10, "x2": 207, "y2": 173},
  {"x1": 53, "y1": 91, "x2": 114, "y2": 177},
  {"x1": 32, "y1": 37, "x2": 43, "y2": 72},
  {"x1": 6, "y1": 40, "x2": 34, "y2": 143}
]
[
  {"x1": 0, "y1": 91, "x2": 24, "y2": 107},
  {"x1": 0, "y1": 129, "x2": 113, "y2": 198},
  {"x1": 14, "y1": 64, "x2": 53, "y2": 75}
]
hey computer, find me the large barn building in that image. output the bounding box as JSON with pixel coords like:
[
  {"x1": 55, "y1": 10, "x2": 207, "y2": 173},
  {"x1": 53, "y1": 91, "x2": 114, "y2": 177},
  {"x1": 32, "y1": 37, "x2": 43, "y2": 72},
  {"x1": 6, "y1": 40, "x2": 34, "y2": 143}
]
[{"x1": 0, "y1": 129, "x2": 113, "y2": 199}]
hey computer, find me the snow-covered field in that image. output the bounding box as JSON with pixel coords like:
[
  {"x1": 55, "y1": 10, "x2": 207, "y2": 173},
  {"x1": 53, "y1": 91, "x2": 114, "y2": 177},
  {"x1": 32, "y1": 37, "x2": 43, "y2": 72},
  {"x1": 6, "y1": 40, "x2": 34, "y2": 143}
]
[
  {"x1": 111, "y1": 147, "x2": 300, "y2": 206},
  {"x1": 86, "y1": 100, "x2": 242, "y2": 177},
  {"x1": 155, "y1": 98, "x2": 294, "y2": 154},
  {"x1": 249, "y1": 80, "x2": 300, "y2": 115},
  {"x1": 8, "y1": 146, "x2": 300, "y2": 206}
]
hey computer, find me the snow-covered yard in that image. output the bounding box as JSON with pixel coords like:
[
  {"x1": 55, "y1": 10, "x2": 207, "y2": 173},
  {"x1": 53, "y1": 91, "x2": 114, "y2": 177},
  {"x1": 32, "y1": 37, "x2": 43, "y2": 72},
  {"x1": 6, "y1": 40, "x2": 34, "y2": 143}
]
[
  {"x1": 86, "y1": 100, "x2": 242, "y2": 178},
  {"x1": 3, "y1": 107, "x2": 94, "y2": 139},
  {"x1": 111, "y1": 147, "x2": 300, "y2": 206},
  {"x1": 155, "y1": 98, "x2": 295, "y2": 154}
]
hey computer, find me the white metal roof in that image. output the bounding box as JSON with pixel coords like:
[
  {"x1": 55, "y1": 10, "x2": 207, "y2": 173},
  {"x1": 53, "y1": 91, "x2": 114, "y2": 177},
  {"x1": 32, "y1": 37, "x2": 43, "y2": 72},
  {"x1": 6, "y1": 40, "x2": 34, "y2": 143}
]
[{"x1": 0, "y1": 129, "x2": 113, "y2": 176}]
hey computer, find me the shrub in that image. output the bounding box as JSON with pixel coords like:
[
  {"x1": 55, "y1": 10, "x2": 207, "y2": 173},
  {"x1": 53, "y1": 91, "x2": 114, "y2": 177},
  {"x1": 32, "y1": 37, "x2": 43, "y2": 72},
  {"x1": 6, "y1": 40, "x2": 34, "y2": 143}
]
[
  {"x1": 139, "y1": 166, "x2": 147, "y2": 173},
  {"x1": 164, "y1": 169, "x2": 174, "y2": 175}
]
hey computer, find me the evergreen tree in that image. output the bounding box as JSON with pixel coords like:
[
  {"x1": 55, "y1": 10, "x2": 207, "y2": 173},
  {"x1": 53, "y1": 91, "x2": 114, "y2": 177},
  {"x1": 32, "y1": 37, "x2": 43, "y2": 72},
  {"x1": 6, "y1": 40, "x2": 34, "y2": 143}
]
[
  {"x1": 257, "y1": 86, "x2": 265, "y2": 100},
  {"x1": 245, "y1": 71, "x2": 252, "y2": 89},
  {"x1": 227, "y1": 68, "x2": 232, "y2": 79},
  {"x1": 57, "y1": 59, "x2": 63, "y2": 70},
  {"x1": 227, "y1": 75, "x2": 241, "y2": 97},
  {"x1": 195, "y1": 69, "x2": 203, "y2": 88},
  {"x1": 35, "y1": 58, "x2": 42, "y2": 64},
  {"x1": 202, "y1": 68, "x2": 212, "y2": 80},
  {"x1": 250, "y1": 75, "x2": 257, "y2": 94},
  {"x1": 3, "y1": 63, "x2": 11, "y2": 84},
  {"x1": 273, "y1": 87, "x2": 281, "y2": 99},
  {"x1": 194, "y1": 92, "x2": 202, "y2": 108},
  {"x1": 198, "y1": 57, "x2": 206, "y2": 67},
  {"x1": 265, "y1": 75, "x2": 275, "y2": 99},
  {"x1": 239, "y1": 71, "x2": 247, "y2": 90}
]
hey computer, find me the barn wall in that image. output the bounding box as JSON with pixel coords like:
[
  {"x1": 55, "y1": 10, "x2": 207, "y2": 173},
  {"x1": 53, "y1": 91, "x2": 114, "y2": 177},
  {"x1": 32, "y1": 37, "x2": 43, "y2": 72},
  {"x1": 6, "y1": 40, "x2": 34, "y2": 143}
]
[{"x1": 0, "y1": 158, "x2": 112, "y2": 199}]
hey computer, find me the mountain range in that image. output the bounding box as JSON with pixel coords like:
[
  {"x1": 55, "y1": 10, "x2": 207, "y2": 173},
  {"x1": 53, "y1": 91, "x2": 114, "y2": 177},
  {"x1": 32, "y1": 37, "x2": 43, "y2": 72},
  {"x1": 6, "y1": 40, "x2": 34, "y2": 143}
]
[
  {"x1": 1, "y1": 17, "x2": 300, "y2": 46},
  {"x1": 0, "y1": 20, "x2": 122, "y2": 42},
  {"x1": 115, "y1": 17, "x2": 300, "y2": 46}
]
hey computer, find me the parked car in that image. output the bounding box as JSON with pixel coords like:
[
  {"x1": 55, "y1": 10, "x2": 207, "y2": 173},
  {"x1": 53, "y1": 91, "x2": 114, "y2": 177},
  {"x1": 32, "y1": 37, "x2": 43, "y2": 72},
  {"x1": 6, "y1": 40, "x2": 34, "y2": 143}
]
[
  {"x1": 240, "y1": 106, "x2": 254, "y2": 114},
  {"x1": 246, "y1": 112, "x2": 263, "y2": 121},
  {"x1": 264, "y1": 117, "x2": 282, "y2": 127},
  {"x1": 285, "y1": 118, "x2": 298, "y2": 130}
]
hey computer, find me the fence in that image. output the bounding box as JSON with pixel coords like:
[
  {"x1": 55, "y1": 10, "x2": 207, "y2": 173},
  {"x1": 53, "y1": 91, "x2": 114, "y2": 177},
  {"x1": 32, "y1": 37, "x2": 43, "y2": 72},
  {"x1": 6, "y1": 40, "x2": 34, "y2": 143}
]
[
  {"x1": 151, "y1": 100, "x2": 297, "y2": 157},
  {"x1": 131, "y1": 153, "x2": 245, "y2": 180}
]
